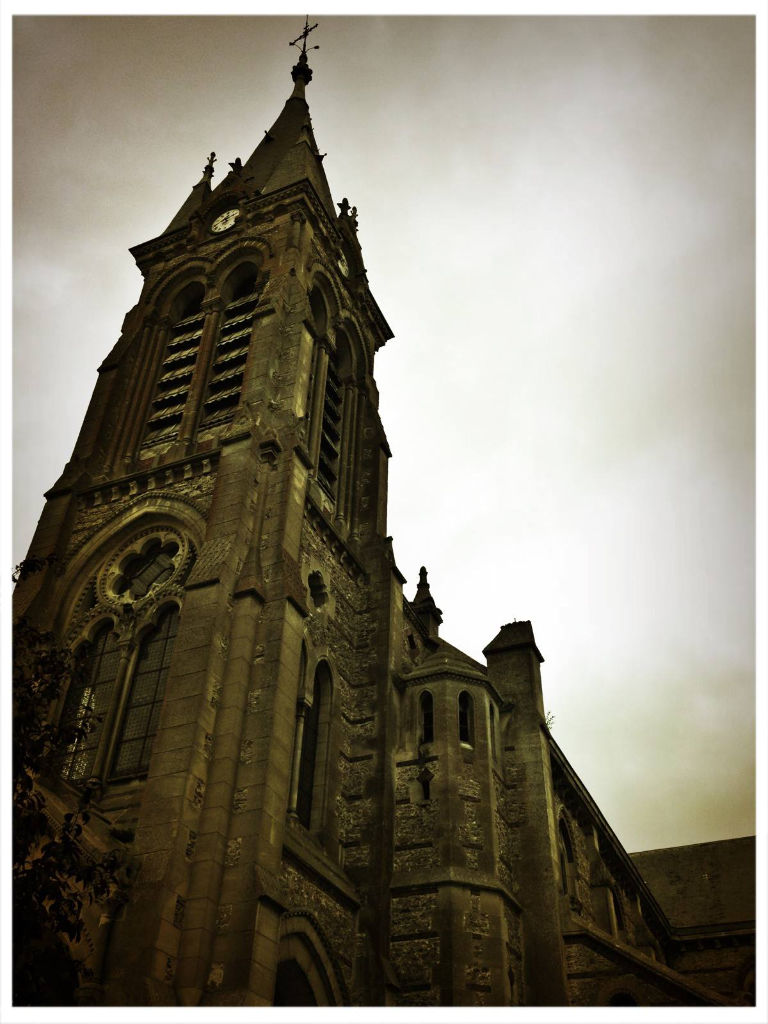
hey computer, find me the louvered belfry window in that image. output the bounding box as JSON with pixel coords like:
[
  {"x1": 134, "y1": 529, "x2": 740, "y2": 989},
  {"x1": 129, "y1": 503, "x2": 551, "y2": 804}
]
[
  {"x1": 111, "y1": 606, "x2": 179, "y2": 778},
  {"x1": 143, "y1": 289, "x2": 205, "y2": 447},
  {"x1": 199, "y1": 273, "x2": 258, "y2": 428},
  {"x1": 60, "y1": 624, "x2": 120, "y2": 783},
  {"x1": 317, "y1": 355, "x2": 342, "y2": 496}
]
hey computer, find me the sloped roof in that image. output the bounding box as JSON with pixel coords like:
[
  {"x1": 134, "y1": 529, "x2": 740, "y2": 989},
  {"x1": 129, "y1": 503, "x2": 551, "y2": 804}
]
[
  {"x1": 164, "y1": 171, "x2": 212, "y2": 234},
  {"x1": 163, "y1": 65, "x2": 335, "y2": 238},
  {"x1": 220, "y1": 74, "x2": 336, "y2": 218},
  {"x1": 630, "y1": 836, "x2": 755, "y2": 929},
  {"x1": 406, "y1": 637, "x2": 487, "y2": 681}
]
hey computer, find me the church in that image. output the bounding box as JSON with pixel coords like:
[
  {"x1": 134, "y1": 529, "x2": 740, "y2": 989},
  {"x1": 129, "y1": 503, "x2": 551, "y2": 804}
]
[{"x1": 14, "y1": 23, "x2": 755, "y2": 1007}]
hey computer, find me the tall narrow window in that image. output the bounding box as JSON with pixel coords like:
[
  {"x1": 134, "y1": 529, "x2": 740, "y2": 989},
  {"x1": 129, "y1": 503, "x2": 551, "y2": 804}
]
[
  {"x1": 199, "y1": 271, "x2": 259, "y2": 429},
  {"x1": 419, "y1": 691, "x2": 434, "y2": 744},
  {"x1": 143, "y1": 285, "x2": 205, "y2": 448},
  {"x1": 60, "y1": 623, "x2": 120, "y2": 783},
  {"x1": 317, "y1": 353, "x2": 341, "y2": 497},
  {"x1": 458, "y1": 690, "x2": 474, "y2": 745},
  {"x1": 296, "y1": 677, "x2": 321, "y2": 828},
  {"x1": 610, "y1": 889, "x2": 624, "y2": 933},
  {"x1": 296, "y1": 663, "x2": 332, "y2": 831},
  {"x1": 489, "y1": 702, "x2": 497, "y2": 759},
  {"x1": 559, "y1": 818, "x2": 574, "y2": 895},
  {"x1": 111, "y1": 606, "x2": 179, "y2": 778}
]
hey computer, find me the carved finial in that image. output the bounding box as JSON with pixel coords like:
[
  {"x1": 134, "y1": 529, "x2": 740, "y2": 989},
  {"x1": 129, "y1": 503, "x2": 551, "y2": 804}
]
[
  {"x1": 290, "y1": 16, "x2": 319, "y2": 85},
  {"x1": 338, "y1": 197, "x2": 350, "y2": 217},
  {"x1": 413, "y1": 566, "x2": 442, "y2": 639},
  {"x1": 203, "y1": 151, "x2": 216, "y2": 181},
  {"x1": 228, "y1": 157, "x2": 243, "y2": 175}
]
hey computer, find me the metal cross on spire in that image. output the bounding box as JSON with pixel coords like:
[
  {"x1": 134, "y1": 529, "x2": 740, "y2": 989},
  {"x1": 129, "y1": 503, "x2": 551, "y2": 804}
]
[{"x1": 289, "y1": 16, "x2": 319, "y2": 57}]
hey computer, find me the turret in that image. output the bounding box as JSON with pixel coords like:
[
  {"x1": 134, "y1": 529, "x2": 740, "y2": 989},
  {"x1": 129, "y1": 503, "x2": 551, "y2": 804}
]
[
  {"x1": 483, "y1": 620, "x2": 545, "y2": 718},
  {"x1": 411, "y1": 566, "x2": 443, "y2": 640}
]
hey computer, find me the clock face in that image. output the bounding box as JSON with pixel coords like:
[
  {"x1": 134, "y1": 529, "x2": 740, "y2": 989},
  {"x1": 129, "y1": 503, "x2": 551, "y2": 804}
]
[{"x1": 211, "y1": 208, "x2": 239, "y2": 233}]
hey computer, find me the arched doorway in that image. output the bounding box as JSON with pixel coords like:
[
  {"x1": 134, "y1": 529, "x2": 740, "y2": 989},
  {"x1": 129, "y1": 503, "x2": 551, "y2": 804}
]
[
  {"x1": 274, "y1": 914, "x2": 346, "y2": 1006},
  {"x1": 273, "y1": 959, "x2": 317, "y2": 1006},
  {"x1": 608, "y1": 992, "x2": 637, "y2": 1005}
]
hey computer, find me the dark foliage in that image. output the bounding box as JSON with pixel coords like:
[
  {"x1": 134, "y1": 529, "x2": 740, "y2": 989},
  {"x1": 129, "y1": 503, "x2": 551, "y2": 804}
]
[{"x1": 13, "y1": 570, "x2": 122, "y2": 1006}]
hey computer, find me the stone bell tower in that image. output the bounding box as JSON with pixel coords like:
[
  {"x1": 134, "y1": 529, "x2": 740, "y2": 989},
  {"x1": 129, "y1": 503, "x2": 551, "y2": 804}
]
[{"x1": 16, "y1": 22, "x2": 405, "y2": 1006}]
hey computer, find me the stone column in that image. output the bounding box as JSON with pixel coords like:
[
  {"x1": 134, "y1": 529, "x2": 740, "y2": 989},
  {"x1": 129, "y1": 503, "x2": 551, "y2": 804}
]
[
  {"x1": 180, "y1": 298, "x2": 223, "y2": 444},
  {"x1": 336, "y1": 381, "x2": 360, "y2": 526},
  {"x1": 123, "y1": 315, "x2": 168, "y2": 463},
  {"x1": 348, "y1": 389, "x2": 366, "y2": 540},
  {"x1": 287, "y1": 702, "x2": 306, "y2": 816}
]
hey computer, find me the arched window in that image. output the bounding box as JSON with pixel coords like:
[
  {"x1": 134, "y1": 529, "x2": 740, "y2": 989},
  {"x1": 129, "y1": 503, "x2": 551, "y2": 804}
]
[
  {"x1": 143, "y1": 282, "x2": 205, "y2": 448},
  {"x1": 111, "y1": 606, "x2": 179, "y2": 778},
  {"x1": 308, "y1": 286, "x2": 328, "y2": 336},
  {"x1": 59, "y1": 532, "x2": 193, "y2": 790},
  {"x1": 199, "y1": 267, "x2": 260, "y2": 429},
  {"x1": 558, "y1": 818, "x2": 574, "y2": 895},
  {"x1": 60, "y1": 623, "x2": 120, "y2": 783},
  {"x1": 296, "y1": 662, "x2": 332, "y2": 830},
  {"x1": 458, "y1": 691, "x2": 474, "y2": 745},
  {"x1": 419, "y1": 691, "x2": 434, "y2": 744}
]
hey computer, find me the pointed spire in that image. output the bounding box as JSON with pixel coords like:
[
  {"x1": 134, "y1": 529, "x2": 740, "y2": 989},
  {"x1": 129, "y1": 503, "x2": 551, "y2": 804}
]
[
  {"x1": 164, "y1": 151, "x2": 217, "y2": 233},
  {"x1": 225, "y1": 17, "x2": 335, "y2": 219},
  {"x1": 412, "y1": 566, "x2": 443, "y2": 639}
]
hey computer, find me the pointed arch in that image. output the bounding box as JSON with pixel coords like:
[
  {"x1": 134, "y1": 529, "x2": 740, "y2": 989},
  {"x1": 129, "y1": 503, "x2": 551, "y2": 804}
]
[
  {"x1": 144, "y1": 259, "x2": 211, "y2": 315},
  {"x1": 54, "y1": 517, "x2": 198, "y2": 791},
  {"x1": 308, "y1": 284, "x2": 329, "y2": 336},
  {"x1": 333, "y1": 315, "x2": 369, "y2": 379},
  {"x1": 307, "y1": 268, "x2": 342, "y2": 324},
  {"x1": 275, "y1": 912, "x2": 348, "y2": 1006}
]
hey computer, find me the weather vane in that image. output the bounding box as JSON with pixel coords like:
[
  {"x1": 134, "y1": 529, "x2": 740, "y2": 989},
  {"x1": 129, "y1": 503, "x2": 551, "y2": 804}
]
[{"x1": 289, "y1": 16, "x2": 319, "y2": 57}]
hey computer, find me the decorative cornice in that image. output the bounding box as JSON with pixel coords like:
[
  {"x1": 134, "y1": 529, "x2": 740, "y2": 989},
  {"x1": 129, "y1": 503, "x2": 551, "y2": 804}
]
[{"x1": 78, "y1": 451, "x2": 219, "y2": 506}]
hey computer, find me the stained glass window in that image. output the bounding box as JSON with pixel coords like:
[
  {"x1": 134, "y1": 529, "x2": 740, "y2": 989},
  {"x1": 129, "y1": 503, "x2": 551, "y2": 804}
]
[
  {"x1": 111, "y1": 606, "x2": 179, "y2": 778},
  {"x1": 60, "y1": 623, "x2": 119, "y2": 783}
]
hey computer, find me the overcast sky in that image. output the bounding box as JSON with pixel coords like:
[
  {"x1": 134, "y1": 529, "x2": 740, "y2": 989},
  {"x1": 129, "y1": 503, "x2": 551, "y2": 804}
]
[{"x1": 11, "y1": 13, "x2": 757, "y2": 855}]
